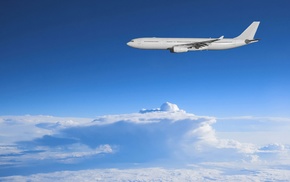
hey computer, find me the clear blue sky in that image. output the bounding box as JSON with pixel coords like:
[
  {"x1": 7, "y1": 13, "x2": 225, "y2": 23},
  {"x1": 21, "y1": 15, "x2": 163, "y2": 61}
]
[{"x1": 1, "y1": 0, "x2": 290, "y2": 117}]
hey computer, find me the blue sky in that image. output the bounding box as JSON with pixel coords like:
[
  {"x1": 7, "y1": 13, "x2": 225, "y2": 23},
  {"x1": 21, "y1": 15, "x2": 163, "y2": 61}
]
[
  {"x1": 1, "y1": 0, "x2": 290, "y2": 118},
  {"x1": 1, "y1": 1, "x2": 290, "y2": 179},
  {"x1": 2, "y1": 2, "x2": 290, "y2": 180}
]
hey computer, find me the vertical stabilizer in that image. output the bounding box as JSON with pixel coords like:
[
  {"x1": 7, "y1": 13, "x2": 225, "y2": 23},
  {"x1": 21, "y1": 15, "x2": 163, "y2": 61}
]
[{"x1": 235, "y1": 21, "x2": 260, "y2": 40}]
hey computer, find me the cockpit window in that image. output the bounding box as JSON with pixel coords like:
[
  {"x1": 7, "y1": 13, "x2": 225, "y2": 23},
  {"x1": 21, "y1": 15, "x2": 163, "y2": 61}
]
[{"x1": 131, "y1": 40, "x2": 134, "y2": 42}]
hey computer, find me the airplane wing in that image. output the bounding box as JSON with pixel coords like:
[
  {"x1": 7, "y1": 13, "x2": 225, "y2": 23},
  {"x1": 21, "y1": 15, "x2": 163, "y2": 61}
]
[{"x1": 177, "y1": 36, "x2": 224, "y2": 49}]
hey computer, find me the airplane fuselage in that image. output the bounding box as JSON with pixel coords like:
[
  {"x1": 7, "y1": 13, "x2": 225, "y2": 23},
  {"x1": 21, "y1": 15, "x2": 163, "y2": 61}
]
[{"x1": 127, "y1": 37, "x2": 247, "y2": 51}]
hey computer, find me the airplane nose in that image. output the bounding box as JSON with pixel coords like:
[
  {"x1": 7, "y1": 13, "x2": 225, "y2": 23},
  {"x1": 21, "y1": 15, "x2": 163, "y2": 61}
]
[{"x1": 127, "y1": 42, "x2": 132, "y2": 47}]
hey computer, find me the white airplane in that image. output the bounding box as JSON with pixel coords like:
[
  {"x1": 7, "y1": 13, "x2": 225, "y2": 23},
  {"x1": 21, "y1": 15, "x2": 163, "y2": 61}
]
[{"x1": 127, "y1": 21, "x2": 260, "y2": 53}]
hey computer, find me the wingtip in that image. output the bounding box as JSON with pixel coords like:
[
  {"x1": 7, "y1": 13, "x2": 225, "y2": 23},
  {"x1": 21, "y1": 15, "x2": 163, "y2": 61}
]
[{"x1": 219, "y1": 35, "x2": 224, "y2": 40}]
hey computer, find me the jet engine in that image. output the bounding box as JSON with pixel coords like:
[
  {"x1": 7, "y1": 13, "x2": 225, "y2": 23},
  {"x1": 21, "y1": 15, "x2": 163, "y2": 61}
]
[{"x1": 170, "y1": 46, "x2": 188, "y2": 53}]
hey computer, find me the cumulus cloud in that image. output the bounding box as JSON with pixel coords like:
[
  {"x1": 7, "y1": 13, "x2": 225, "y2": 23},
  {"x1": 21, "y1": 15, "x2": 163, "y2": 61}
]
[
  {"x1": 139, "y1": 102, "x2": 182, "y2": 113},
  {"x1": 1, "y1": 102, "x2": 290, "y2": 179}
]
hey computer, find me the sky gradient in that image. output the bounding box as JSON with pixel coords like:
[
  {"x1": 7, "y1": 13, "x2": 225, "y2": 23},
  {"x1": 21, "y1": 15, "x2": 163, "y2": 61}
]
[
  {"x1": 1, "y1": 0, "x2": 290, "y2": 117},
  {"x1": 1, "y1": 1, "x2": 290, "y2": 180}
]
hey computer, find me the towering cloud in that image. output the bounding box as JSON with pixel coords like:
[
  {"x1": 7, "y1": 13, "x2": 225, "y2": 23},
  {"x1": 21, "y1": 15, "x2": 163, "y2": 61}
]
[{"x1": 139, "y1": 102, "x2": 181, "y2": 113}]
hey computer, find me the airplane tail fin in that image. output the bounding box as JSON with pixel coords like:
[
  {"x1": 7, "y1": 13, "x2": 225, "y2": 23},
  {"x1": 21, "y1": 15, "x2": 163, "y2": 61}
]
[{"x1": 234, "y1": 21, "x2": 260, "y2": 40}]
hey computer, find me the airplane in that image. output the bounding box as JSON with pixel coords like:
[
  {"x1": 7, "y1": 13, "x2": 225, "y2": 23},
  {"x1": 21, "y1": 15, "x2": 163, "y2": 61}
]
[{"x1": 127, "y1": 21, "x2": 260, "y2": 53}]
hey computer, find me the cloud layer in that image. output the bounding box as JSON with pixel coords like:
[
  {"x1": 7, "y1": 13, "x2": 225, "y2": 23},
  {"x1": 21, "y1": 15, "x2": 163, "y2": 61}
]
[
  {"x1": 1, "y1": 102, "x2": 290, "y2": 180},
  {"x1": 3, "y1": 167, "x2": 290, "y2": 182}
]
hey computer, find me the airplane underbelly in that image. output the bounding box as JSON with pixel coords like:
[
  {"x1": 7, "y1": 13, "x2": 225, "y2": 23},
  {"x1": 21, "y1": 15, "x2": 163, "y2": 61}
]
[
  {"x1": 208, "y1": 41, "x2": 246, "y2": 50},
  {"x1": 208, "y1": 42, "x2": 237, "y2": 50}
]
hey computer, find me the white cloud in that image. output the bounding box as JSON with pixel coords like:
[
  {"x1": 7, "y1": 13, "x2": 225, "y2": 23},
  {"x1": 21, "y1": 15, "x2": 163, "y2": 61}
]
[
  {"x1": 2, "y1": 167, "x2": 290, "y2": 182},
  {"x1": 139, "y1": 102, "x2": 182, "y2": 113},
  {"x1": 0, "y1": 115, "x2": 92, "y2": 144},
  {"x1": 1, "y1": 102, "x2": 290, "y2": 179},
  {"x1": 260, "y1": 143, "x2": 286, "y2": 151},
  {"x1": 30, "y1": 144, "x2": 113, "y2": 163}
]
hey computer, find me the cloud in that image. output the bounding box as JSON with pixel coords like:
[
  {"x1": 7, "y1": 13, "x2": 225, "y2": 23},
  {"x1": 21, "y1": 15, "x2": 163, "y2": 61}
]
[
  {"x1": 260, "y1": 143, "x2": 286, "y2": 151},
  {"x1": 1, "y1": 102, "x2": 290, "y2": 179},
  {"x1": 139, "y1": 102, "x2": 182, "y2": 113},
  {"x1": 0, "y1": 115, "x2": 92, "y2": 144},
  {"x1": 2, "y1": 167, "x2": 290, "y2": 182}
]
